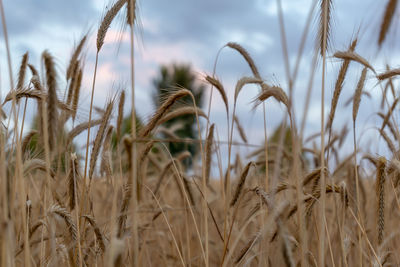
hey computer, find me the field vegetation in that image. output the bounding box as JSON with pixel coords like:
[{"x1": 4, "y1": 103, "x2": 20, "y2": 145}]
[{"x1": 1, "y1": 0, "x2": 400, "y2": 266}]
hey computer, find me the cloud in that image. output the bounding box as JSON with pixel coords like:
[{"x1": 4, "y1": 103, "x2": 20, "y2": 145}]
[{"x1": 4, "y1": 0, "x2": 96, "y2": 36}]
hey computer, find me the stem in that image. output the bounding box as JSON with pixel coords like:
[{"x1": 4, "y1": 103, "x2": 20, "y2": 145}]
[
  {"x1": 319, "y1": 0, "x2": 329, "y2": 265},
  {"x1": 128, "y1": 2, "x2": 139, "y2": 264}
]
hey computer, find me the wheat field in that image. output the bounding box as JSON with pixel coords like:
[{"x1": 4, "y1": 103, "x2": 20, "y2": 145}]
[{"x1": 1, "y1": 0, "x2": 400, "y2": 266}]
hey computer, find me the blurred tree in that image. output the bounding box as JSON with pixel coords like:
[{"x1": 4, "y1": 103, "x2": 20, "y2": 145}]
[{"x1": 152, "y1": 63, "x2": 205, "y2": 165}]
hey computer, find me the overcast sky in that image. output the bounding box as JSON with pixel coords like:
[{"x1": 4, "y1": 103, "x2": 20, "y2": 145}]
[{"x1": 1, "y1": 0, "x2": 399, "y2": 169}]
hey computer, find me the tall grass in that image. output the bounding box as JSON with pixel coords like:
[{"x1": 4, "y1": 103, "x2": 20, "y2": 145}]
[{"x1": 0, "y1": 0, "x2": 400, "y2": 266}]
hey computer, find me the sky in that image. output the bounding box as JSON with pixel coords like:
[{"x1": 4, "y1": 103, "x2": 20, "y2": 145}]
[{"x1": 1, "y1": 0, "x2": 399, "y2": 170}]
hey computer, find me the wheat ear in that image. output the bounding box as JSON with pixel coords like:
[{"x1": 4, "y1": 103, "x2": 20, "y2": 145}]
[
  {"x1": 352, "y1": 67, "x2": 368, "y2": 123},
  {"x1": 139, "y1": 89, "x2": 191, "y2": 138},
  {"x1": 326, "y1": 38, "x2": 357, "y2": 131},
  {"x1": 42, "y1": 50, "x2": 58, "y2": 151},
  {"x1": 334, "y1": 51, "x2": 375, "y2": 73},
  {"x1": 376, "y1": 157, "x2": 386, "y2": 245},
  {"x1": 100, "y1": 125, "x2": 113, "y2": 178},
  {"x1": 205, "y1": 75, "x2": 229, "y2": 115},
  {"x1": 205, "y1": 124, "x2": 214, "y2": 184},
  {"x1": 66, "y1": 35, "x2": 87, "y2": 80},
  {"x1": 71, "y1": 67, "x2": 82, "y2": 121},
  {"x1": 230, "y1": 162, "x2": 253, "y2": 207},
  {"x1": 89, "y1": 99, "x2": 114, "y2": 180},
  {"x1": 116, "y1": 90, "x2": 125, "y2": 142},
  {"x1": 378, "y1": 0, "x2": 398, "y2": 46},
  {"x1": 16, "y1": 52, "x2": 28, "y2": 90},
  {"x1": 68, "y1": 153, "x2": 80, "y2": 211},
  {"x1": 97, "y1": 0, "x2": 127, "y2": 52}
]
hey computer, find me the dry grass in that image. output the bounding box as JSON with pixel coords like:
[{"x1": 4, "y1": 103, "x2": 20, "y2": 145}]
[{"x1": 2, "y1": 1, "x2": 400, "y2": 266}]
